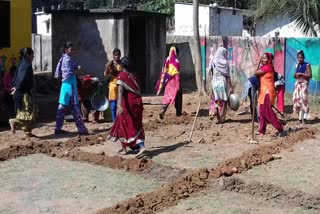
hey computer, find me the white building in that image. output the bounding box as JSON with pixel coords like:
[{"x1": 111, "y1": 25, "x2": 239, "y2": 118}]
[
  {"x1": 174, "y1": 3, "x2": 246, "y2": 36},
  {"x1": 255, "y1": 13, "x2": 320, "y2": 37}
]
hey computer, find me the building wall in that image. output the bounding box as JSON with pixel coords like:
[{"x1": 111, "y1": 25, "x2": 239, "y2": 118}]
[
  {"x1": 174, "y1": 4, "x2": 210, "y2": 36},
  {"x1": 32, "y1": 34, "x2": 52, "y2": 71},
  {"x1": 36, "y1": 14, "x2": 52, "y2": 36},
  {"x1": 212, "y1": 9, "x2": 243, "y2": 36},
  {"x1": 51, "y1": 13, "x2": 125, "y2": 79},
  {"x1": 0, "y1": 0, "x2": 32, "y2": 71},
  {"x1": 174, "y1": 3, "x2": 243, "y2": 37},
  {"x1": 166, "y1": 36, "x2": 197, "y2": 90}
]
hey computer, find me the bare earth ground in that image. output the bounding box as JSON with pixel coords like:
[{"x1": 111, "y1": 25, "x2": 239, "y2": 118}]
[{"x1": 1, "y1": 92, "x2": 320, "y2": 213}]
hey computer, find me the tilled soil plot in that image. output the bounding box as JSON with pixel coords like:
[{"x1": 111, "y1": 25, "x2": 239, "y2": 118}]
[
  {"x1": 97, "y1": 128, "x2": 317, "y2": 214},
  {"x1": 1, "y1": 92, "x2": 320, "y2": 213}
]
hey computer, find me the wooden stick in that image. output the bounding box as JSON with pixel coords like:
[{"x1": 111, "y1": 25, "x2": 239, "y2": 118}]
[
  {"x1": 188, "y1": 99, "x2": 202, "y2": 142},
  {"x1": 272, "y1": 106, "x2": 285, "y2": 118},
  {"x1": 251, "y1": 93, "x2": 257, "y2": 141}
]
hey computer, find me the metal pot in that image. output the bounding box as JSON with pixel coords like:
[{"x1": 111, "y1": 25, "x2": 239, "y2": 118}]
[{"x1": 228, "y1": 93, "x2": 240, "y2": 111}]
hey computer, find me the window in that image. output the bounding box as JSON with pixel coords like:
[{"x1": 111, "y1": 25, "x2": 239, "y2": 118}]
[{"x1": 0, "y1": 0, "x2": 10, "y2": 48}]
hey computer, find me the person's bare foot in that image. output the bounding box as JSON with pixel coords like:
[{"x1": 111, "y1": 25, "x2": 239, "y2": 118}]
[{"x1": 9, "y1": 119, "x2": 16, "y2": 134}]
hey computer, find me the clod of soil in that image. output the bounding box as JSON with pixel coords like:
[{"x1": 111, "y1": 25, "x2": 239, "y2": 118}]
[{"x1": 144, "y1": 113, "x2": 192, "y2": 131}]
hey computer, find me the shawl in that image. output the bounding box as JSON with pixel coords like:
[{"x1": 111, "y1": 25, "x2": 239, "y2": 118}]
[
  {"x1": 155, "y1": 46, "x2": 180, "y2": 95},
  {"x1": 212, "y1": 47, "x2": 229, "y2": 76}
]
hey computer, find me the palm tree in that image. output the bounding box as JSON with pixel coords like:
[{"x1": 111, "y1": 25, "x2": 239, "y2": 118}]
[
  {"x1": 291, "y1": 0, "x2": 320, "y2": 37},
  {"x1": 254, "y1": 0, "x2": 320, "y2": 37}
]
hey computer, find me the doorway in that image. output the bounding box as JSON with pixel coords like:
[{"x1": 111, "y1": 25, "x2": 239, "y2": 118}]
[{"x1": 129, "y1": 15, "x2": 147, "y2": 92}]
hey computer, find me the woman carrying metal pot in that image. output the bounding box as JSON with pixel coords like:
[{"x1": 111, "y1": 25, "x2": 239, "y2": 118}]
[{"x1": 208, "y1": 47, "x2": 234, "y2": 123}]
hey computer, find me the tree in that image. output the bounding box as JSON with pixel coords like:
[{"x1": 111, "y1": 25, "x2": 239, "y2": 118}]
[
  {"x1": 193, "y1": 0, "x2": 206, "y2": 95},
  {"x1": 254, "y1": 0, "x2": 320, "y2": 37}
]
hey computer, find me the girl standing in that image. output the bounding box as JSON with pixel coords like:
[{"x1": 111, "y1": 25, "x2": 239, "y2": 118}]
[{"x1": 293, "y1": 50, "x2": 312, "y2": 124}]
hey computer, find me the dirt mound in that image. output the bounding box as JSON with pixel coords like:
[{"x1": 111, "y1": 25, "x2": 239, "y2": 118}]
[
  {"x1": 0, "y1": 136, "x2": 153, "y2": 172},
  {"x1": 220, "y1": 177, "x2": 320, "y2": 210},
  {"x1": 0, "y1": 133, "x2": 186, "y2": 182},
  {"x1": 63, "y1": 149, "x2": 153, "y2": 172},
  {"x1": 97, "y1": 128, "x2": 317, "y2": 214},
  {"x1": 144, "y1": 113, "x2": 193, "y2": 131}
]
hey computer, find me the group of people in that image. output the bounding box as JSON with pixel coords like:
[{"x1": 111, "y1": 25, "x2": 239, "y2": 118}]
[
  {"x1": 52, "y1": 42, "x2": 146, "y2": 157},
  {"x1": 1, "y1": 43, "x2": 313, "y2": 157},
  {"x1": 209, "y1": 47, "x2": 312, "y2": 137}
]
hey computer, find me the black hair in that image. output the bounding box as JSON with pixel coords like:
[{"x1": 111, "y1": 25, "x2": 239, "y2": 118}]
[
  {"x1": 174, "y1": 46, "x2": 179, "y2": 55},
  {"x1": 19, "y1": 47, "x2": 34, "y2": 59},
  {"x1": 263, "y1": 52, "x2": 274, "y2": 60},
  {"x1": 61, "y1": 42, "x2": 74, "y2": 54},
  {"x1": 113, "y1": 48, "x2": 121, "y2": 56},
  {"x1": 120, "y1": 57, "x2": 129, "y2": 69},
  {"x1": 297, "y1": 50, "x2": 305, "y2": 59}
]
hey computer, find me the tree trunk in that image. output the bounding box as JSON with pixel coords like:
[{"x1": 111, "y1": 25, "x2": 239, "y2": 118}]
[{"x1": 193, "y1": 0, "x2": 206, "y2": 95}]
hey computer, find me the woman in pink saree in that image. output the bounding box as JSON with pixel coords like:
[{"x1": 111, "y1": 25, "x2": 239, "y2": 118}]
[{"x1": 155, "y1": 46, "x2": 182, "y2": 120}]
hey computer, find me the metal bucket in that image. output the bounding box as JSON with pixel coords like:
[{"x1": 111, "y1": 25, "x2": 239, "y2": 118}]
[{"x1": 91, "y1": 94, "x2": 109, "y2": 112}]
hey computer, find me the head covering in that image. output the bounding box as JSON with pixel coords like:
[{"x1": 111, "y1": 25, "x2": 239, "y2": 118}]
[
  {"x1": 155, "y1": 46, "x2": 180, "y2": 95},
  {"x1": 212, "y1": 47, "x2": 229, "y2": 76},
  {"x1": 260, "y1": 52, "x2": 274, "y2": 73},
  {"x1": 265, "y1": 52, "x2": 274, "y2": 64}
]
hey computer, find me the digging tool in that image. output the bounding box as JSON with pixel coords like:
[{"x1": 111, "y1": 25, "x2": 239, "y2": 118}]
[
  {"x1": 272, "y1": 106, "x2": 288, "y2": 126},
  {"x1": 272, "y1": 106, "x2": 285, "y2": 118},
  {"x1": 249, "y1": 93, "x2": 258, "y2": 144},
  {"x1": 188, "y1": 99, "x2": 202, "y2": 142},
  {"x1": 248, "y1": 60, "x2": 261, "y2": 144},
  {"x1": 142, "y1": 101, "x2": 162, "y2": 105}
]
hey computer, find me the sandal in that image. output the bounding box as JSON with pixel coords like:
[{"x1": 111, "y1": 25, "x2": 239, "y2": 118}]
[
  {"x1": 118, "y1": 148, "x2": 128, "y2": 155},
  {"x1": 54, "y1": 129, "x2": 68, "y2": 135},
  {"x1": 79, "y1": 130, "x2": 94, "y2": 136}
]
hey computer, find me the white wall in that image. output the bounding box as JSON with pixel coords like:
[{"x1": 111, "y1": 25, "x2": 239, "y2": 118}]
[
  {"x1": 175, "y1": 3, "x2": 243, "y2": 36},
  {"x1": 218, "y1": 9, "x2": 243, "y2": 36},
  {"x1": 175, "y1": 3, "x2": 209, "y2": 36},
  {"x1": 36, "y1": 14, "x2": 52, "y2": 36},
  {"x1": 256, "y1": 14, "x2": 320, "y2": 37}
]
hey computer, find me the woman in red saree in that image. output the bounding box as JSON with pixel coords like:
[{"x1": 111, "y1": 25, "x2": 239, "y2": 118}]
[
  {"x1": 108, "y1": 57, "x2": 146, "y2": 158},
  {"x1": 254, "y1": 52, "x2": 284, "y2": 137}
]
